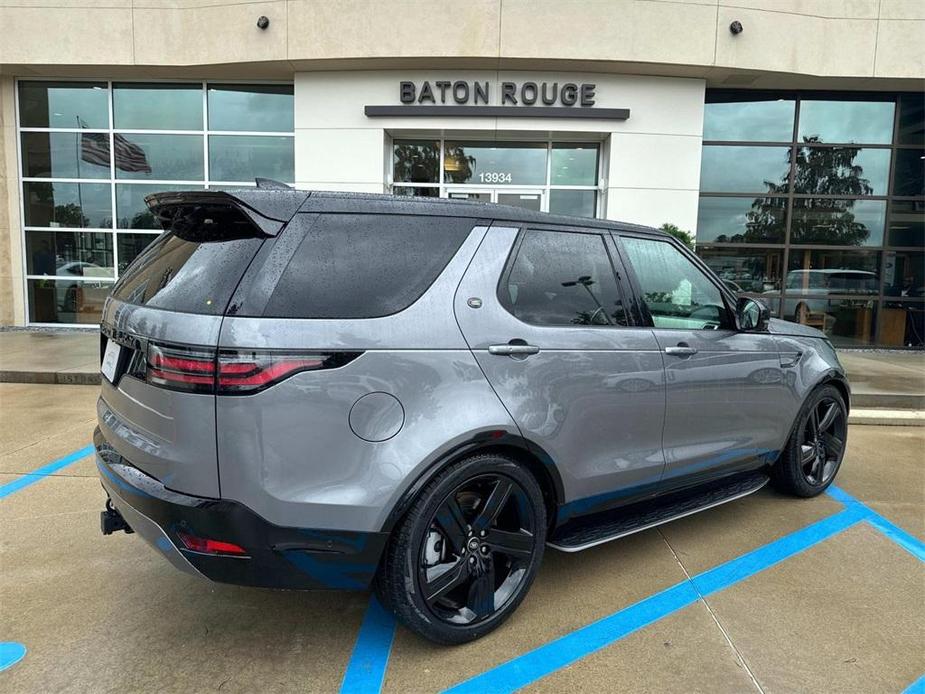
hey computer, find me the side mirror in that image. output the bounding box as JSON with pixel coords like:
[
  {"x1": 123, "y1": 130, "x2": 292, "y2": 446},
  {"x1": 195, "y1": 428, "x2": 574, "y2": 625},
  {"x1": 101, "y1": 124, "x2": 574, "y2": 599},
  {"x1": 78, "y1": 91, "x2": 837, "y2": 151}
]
[{"x1": 736, "y1": 296, "x2": 770, "y2": 332}]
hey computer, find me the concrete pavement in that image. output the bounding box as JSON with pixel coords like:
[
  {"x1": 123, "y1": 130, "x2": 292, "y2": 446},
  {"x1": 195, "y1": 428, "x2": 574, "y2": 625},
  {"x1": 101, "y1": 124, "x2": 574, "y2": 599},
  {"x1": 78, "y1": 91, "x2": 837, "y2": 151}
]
[{"x1": 0, "y1": 383, "x2": 922, "y2": 692}]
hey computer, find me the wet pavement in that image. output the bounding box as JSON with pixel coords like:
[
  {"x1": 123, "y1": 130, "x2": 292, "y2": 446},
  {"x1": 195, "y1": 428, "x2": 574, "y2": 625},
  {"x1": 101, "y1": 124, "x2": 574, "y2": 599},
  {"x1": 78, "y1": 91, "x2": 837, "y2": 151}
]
[{"x1": 0, "y1": 383, "x2": 922, "y2": 693}]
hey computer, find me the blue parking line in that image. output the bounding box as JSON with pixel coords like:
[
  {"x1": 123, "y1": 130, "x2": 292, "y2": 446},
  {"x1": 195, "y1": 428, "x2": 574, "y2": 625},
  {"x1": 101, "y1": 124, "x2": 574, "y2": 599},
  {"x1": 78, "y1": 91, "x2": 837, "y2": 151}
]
[
  {"x1": 340, "y1": 596, "x2": 396, "y2": 694},
  {"x1": 0, "y1": 444, "x2": 94, "y2": 500},
  {"x1": 0, "y1": 642, "x2": 26, "y2": 672},
  {"x1": 903, "y1": 673, "x2": 925, "y2": 694},
  {"x1": 827, "y1": 485, "x2": 925, "y2": 562},
  {"x1": 444, "y1": 505, "x2": 867, "y2": 694}
]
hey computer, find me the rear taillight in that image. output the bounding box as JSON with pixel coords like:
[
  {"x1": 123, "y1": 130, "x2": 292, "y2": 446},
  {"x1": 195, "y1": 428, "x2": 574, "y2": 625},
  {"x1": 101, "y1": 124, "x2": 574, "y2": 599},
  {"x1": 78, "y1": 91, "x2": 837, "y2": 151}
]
[
  {"x1": 177, "y1": 531, "x2": 248, "y2": 556},
  {"x1": 144, "y1": 343, "x2": 360, "y2": 395}
]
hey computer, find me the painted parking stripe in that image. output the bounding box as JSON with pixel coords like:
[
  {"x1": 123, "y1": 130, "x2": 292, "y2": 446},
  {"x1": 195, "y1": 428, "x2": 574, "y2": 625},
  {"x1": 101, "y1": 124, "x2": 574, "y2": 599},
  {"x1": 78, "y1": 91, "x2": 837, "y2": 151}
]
[
  {"x1": 0, "y1": 642, "x2": 26, "y2": 672},
  {"x1": 444, "y1": 505, "x2": 867, "y2": 694},
  {"x1": 340, "y1": 596, "x2": 396, "y2": 694},
  {"x1": 0, "y1": 444, "x2": 94, "y2": 500},
  {"x1": 903, "y1": 673, "x2": 925, "y2": 694},
  {"x1": 827, "y1": 485, "x2": 925, "y2": 562}
]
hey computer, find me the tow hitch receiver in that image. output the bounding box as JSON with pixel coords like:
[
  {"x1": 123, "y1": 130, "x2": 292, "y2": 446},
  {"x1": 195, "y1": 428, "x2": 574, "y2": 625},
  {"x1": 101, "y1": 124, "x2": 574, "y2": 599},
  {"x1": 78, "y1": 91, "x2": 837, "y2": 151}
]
[{"x1": 101, "y1": 498, "x2": 134, "y2": 535}]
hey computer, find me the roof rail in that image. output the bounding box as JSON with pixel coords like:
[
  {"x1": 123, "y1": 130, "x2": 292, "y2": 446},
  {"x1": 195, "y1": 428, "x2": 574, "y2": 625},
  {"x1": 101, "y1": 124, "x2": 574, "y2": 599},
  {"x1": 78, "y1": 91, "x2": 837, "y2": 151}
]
[{"x1": 255, "y1": 178, "x2": 292, "y2": 190}]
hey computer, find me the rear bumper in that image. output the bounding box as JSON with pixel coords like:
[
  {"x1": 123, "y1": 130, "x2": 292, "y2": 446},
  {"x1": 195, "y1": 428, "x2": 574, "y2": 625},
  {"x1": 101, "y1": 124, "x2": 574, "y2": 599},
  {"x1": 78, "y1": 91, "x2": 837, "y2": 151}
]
[{"x1": 94, "y1": 427, "x2": 388, "y2": 590}]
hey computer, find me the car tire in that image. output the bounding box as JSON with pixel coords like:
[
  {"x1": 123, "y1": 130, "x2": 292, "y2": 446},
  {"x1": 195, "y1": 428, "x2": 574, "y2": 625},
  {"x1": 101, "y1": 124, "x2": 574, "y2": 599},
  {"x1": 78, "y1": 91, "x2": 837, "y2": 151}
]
[
  {"x1": 376, "y1": 453, "x2": 546, "y2": 644},
  {"x1": 771, "y1": 384, "x2": 848, "y2": 497}
]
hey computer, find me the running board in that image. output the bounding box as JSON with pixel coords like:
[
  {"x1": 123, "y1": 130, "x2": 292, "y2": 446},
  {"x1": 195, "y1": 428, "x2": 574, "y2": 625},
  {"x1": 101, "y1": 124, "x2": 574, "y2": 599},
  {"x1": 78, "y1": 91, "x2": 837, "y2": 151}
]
[{"x1": 548, "y1": 471, "x2": 769, "y2": 552}]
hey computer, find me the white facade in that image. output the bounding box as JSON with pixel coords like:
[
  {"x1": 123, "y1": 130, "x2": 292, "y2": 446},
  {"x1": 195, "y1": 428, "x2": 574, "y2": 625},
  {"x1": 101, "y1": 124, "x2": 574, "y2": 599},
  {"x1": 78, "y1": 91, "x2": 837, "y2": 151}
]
[{"x1": 294, "y1": 71, "x2": 706, "y2": 230}]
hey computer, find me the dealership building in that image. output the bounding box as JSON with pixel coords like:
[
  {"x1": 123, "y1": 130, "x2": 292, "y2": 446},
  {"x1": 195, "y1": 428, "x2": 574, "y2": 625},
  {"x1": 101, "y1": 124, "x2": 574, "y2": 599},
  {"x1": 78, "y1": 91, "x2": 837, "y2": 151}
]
[{"x1": 0, "y1": 0, "x2": 922, "y2": 347}]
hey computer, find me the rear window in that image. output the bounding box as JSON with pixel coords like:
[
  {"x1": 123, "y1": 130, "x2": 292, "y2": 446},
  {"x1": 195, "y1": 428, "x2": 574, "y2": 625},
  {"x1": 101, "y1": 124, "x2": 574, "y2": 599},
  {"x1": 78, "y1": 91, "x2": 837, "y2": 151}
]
[
  {"x1": 260, "y1": 213, "x2": 474, "y2": 318},
  {"x1": 111, "y1": 231, "x2": 263, "y2": 315}
]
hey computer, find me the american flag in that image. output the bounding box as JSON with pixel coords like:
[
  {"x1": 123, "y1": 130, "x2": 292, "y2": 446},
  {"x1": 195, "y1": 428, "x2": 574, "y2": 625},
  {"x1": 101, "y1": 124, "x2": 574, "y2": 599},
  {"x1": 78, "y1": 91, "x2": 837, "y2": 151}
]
[{"x1": 79, "y1": 119, "x2": 152, "y2": 174}]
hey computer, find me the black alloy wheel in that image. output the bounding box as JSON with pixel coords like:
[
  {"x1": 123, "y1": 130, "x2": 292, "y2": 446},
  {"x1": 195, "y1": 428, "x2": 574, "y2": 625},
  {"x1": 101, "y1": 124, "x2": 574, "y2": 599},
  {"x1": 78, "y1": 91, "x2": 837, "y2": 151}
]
[
  {"x1": 419, "y1": 474, "x2": 536, "y2": 626},
  {"x1": 799, "y1": 396, "x2": 847, "y2": 486}
]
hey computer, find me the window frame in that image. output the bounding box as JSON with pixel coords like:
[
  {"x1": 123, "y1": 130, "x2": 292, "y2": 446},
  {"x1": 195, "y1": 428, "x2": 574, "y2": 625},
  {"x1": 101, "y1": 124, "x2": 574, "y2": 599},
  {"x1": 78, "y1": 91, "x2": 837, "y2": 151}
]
[
  {"x1": 14, "y1": 77, "x2": 295, "y2": 326},
  {"x1": 614, "y1": 231, "x2": 739, "y2": 332},
  {"x1": 495, "y1": 224, "x2": 634, "y2": 330}
]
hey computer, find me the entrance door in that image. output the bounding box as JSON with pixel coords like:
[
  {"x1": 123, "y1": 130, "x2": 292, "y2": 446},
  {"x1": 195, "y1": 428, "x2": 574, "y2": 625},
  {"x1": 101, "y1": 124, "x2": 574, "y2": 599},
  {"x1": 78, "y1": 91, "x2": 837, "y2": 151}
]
[{"x1": 444, "y1": 188, "x2": 545, "y2": 211}]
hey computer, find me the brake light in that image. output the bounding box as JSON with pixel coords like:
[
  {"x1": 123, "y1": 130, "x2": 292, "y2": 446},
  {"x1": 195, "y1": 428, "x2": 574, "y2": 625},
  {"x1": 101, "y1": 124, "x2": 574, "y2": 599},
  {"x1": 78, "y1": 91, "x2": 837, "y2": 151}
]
[
  {"x1": 144, "y1": 343, "x2": 361, "y2": 395},
  {"x1": 177, "y1": 531, "x2": 247, "y2": 556}
]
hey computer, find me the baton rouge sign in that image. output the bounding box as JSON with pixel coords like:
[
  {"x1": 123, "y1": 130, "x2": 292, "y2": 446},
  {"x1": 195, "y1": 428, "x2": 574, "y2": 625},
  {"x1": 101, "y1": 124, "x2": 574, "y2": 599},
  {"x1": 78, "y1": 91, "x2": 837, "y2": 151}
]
[{"x1": 364, "y1": 80, "x2": 630, "y2": 120}]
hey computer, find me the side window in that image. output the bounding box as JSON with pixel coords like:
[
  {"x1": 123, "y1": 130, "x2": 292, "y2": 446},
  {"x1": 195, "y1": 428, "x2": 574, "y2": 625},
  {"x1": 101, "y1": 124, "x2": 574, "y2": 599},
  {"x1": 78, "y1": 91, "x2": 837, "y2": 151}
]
[
  {"x1": 621, "y1": 236, "x2": 729, "y2": 330},
  {"x1": 501, "y1": 229, "x2": 627, "y2": 327}
]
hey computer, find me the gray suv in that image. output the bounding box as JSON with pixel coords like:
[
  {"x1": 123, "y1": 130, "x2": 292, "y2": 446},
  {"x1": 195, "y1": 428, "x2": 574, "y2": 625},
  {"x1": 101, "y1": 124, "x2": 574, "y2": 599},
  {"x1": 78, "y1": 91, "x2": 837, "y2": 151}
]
[{"x1": 96, "y1": 186, "x2": 849, "y2": 644}]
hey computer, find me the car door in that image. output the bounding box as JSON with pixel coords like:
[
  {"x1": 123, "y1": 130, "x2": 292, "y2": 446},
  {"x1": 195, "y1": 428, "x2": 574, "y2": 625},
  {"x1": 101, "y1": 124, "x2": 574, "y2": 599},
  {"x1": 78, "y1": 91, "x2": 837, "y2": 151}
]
[
  {"x1": 614, "y1": 232, "x2": 790, "y2": 489},
  {"x1": 454, "y1": 224, "x2": 667, "y2": 517}
]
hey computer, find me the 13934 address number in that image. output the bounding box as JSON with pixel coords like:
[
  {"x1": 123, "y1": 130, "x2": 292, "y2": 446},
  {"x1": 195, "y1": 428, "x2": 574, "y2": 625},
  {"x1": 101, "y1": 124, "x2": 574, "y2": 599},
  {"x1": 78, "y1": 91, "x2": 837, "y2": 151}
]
[{"x1": 477, "y1": 172, "x2": 513, "y2": 184}]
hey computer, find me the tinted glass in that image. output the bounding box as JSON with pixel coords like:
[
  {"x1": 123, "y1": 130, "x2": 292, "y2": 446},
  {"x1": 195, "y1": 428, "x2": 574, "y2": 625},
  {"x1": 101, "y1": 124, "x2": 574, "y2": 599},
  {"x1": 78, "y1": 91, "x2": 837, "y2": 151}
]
[
  {"x1": 393, "y1": 186, "x2": 439, "y2": 197},
  {"x1": 897, "y1": 93, "x2": 924, "y2": 145},
  {"x1": 880, "y1": 301, "x2": 924, "y2": 347},
  {"x1": 113, "y1": 133, "x2": 204, "y2": 180},
  {"x1": 696, "y1": 196, "x2": 787, "y2": 243},
  {"x1": 703, "y1": 96, "x2": 795, "y2": 142},
  {"x1": 697, "y1": 247, "x2": 783, "y2": 296},
  {"x1": 110, "y1": 231, "x2": 263, "y2": 314},
  {"x1": 23, "y1": 182, "x2": 111, "y2": 229},
  {"x1": 207, "y1": 84, "x2": 294, "y2": 132},
  {"x1": 622, "y1": 237, "x2": 728, "y2": 330},
  {"x1": 550, "y1": 144, "x2": 598, "y2": 185},
  {"x1": 785, "y1": 249, "x2": 880, "y2": 294},
  {"x1": 116, "y1": 184, "x2": 204, "y2": 229},
  {"x1": 21, "y1": 132, "x2": 110, "y2": 179},
  {"x1": 892, "y1": 148, "x2": 925, "y2": 197},
  {"x1": 19, "y1": 81, "x2": 108, "y2": 129},
  {"x1": 549, "y1": 190, "x2": 596, "y2": 218},
  {"x1": 116, "y1": 232, "x2": 159, "y2": 274},
  {"x1": 793, "y1": 146, "x2": 890, "y2": 196},
  {"x1": 884, "y1": 251, "x2": 924, "y2": 297},
  {"x1": 497, "y1": 192, "x2": 542, "y2": 211},
  {"x1": 262, "y1": 214, "x2": 473, "y2": 318},
  {"x1": 887, "y1": 201, "x2": 925, "y2": 247},
  {"x1": 28, "y1": 278, "x2": 112, "y2": 324},
  {"x1": 700, "y1": 146, "x2": 791, "y2": 193},
  {"x1": 113, "y1": 83, "x2": 203, "y2": 130},
  {"x1": 798, "y1": 100, "x2": 895, "y2": 144},
  {"x1": 790, "y1": 199, "x2": 885, "y2": 246},
  {"x1": 208, "y1": 135, "x2": 294, "y2": 182},
  {"x1": 502, "y1": 230, "x2": 625, "y2": 327},
  {"x1": 444, "y1": 142, "x2": 546, "y2": 185},
  {"x1": 25, "y1": 230, "x2": 114, "y2": 276},
  {"x1": 393, "y1": 140, "x2": 440, "y2": 183},
  {"x1": 780, "y1": 297, "x2": 876, "y2": 346}
]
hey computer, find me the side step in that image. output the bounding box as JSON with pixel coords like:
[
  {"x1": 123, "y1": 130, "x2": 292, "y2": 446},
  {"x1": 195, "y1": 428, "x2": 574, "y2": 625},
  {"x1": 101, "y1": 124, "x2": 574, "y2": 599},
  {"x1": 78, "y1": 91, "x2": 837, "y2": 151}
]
[{"x1": 548, "y1": 470, "x2": 769, "y2": 552}]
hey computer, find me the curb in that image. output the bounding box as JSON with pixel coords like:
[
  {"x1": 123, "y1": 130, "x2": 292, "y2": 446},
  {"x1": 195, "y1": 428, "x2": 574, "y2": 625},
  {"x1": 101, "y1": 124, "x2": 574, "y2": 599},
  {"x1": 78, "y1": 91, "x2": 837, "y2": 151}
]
[
  {"x1": 848, "y1": 409, "x2": 925, "y2": 427},
  {"x1": 0, "y1": 371, "x2": 101, "y2": 386}
]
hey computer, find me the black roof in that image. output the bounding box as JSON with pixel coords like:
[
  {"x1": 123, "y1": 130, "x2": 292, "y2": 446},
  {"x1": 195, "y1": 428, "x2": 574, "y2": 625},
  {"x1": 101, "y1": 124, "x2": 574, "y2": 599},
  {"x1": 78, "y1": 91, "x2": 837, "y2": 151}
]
[{"x1": 146, "y1": 187, "x2": 666, "y2": 237}]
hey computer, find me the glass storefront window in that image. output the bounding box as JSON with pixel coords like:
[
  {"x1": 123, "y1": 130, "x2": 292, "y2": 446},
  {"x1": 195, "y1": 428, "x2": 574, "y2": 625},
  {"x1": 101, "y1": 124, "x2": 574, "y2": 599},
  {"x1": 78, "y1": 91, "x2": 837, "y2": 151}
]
[
  {"x1": 207, "y1": 84, "x2": 294, "y2": 132},
  {"x1": 25, "y1": 230, "x2": 114, "y2": 276},
  {"x1": 790, "y1": 199, "x2": 885, "y2": 246},
  {"x1": 23, "y1": 182, "x2": 111, "y2": 229},
  {"x1": 793, "y1": 146, "x2": 890, "y2": 196},
  {"x1": 113, "y1": 83, "x2": 203, "y2": 130},
  {"x1": 880, "y1": 301, "x2": 925, "y2": 347},
  {"x1": 392, "y1": 186, "x2": 440, "y2": 197},
  {"x1": 116, "y1": 233, "x2": 159, "y2": 274},
  {"x1": 696, "y1": 196, "x2": 787, "y2": 243},
  {"x1": 887, "y1": 201, "x2": 925, "y2": 248},
  {"x1": 21, "y1": 132, "x2": 110, "y2": 179},
  {"x1": 549, "y1": 189, "x2": 596, "y2": 218},
  {"x1": 393, "y1": 140, "x2": 439, "y2": 183},
  {"x1": 798, "y1": 100, "x2": 895, "y2": 144},
  {"x1": 884, "y1": 251, "x2": 925, "y2": 297},
  {"x1": 19, "y1": 81, "x2": 108, "y2": 129},
  {"x1": 785, "y1": 249, "x2": 880, "y2": 295},
  {"x1": 892, "y1": 149, "x2": 925, "y2": 197},
  {"x1": 703, "y1": 95, "x2": 795, "y2": 142},
  {"x1": 27, "y1": 278, "x2": 112, "y2": 324},
  {"x1": 443, "y1": 141, "x2": 547, "y2": 185},
  {"x1": 897, "y1": 94, "x2": 924, "y2": 145},
  {"x1": 697, "y1": 247, "x2": 783, "y2": 296},
  {"x1": 550, "y1": 144, "x2": 599, "y2": 186},
  {"x1": 783, "y1": 297, "x2": 878, "y2": 346},
  {"x1": 208, "y1": 135, "x2": 294, "y2": 182},
  {"x1": 700, "y1": 146, "x2": 791, "y2": 193},
  {"x1": 113, "y1": 133, "x2": 204, "y2": 180}
]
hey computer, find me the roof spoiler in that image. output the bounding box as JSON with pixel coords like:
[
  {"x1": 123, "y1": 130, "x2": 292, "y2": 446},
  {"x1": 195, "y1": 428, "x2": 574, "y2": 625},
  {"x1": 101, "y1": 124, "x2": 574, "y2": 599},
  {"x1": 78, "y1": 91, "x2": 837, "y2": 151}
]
[{"x1": 145, "y1": 184, "x2": 309, "y2": 238}]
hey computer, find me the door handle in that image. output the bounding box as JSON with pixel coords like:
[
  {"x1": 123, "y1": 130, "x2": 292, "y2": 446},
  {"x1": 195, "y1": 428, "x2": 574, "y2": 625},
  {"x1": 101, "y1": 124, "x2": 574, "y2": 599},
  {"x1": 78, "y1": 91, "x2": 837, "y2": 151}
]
[
  {"x1": 488, "y1": 344, "x2": 540, "y2": 356},
  {"x1": 664, "y1": 345, "x2": 698, "y2": 356}
]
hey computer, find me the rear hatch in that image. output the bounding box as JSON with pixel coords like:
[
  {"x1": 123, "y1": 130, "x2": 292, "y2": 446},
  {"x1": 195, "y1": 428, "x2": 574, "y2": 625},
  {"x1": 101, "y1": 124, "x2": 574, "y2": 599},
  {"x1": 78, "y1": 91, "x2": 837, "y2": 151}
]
[{"x1": 98, "y1": 190, "x2": 303, "y2": 497}]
